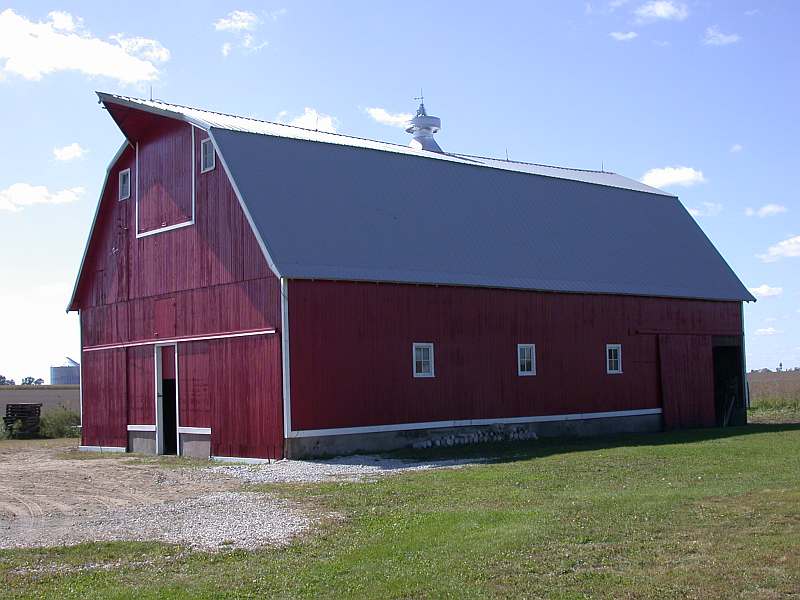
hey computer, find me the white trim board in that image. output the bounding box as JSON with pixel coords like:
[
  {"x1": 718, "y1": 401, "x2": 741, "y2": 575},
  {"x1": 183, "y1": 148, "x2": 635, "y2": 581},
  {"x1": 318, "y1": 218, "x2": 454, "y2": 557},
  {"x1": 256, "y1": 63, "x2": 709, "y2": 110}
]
[
  {"x1": 211, "y1": 455, "x2": 274, "y2": 464},
  {"x1": 287, "y1": 408, "x2": 663, "y2": 438},
  {"x1": 280, "y1": 277, "x2": 292, "y2": 439},
  {"x1": 82, "y1": 328, "x2": 276, "y2": 352},
  {"x1": 178, "y1": 426, "x2": 211, "y2": 435},
  {"x1": 127, "y1": 424, "x2": 156, "y2": 432},
  {"x1": 79, "y1": 445, "x2": 126, "y2": 453}
]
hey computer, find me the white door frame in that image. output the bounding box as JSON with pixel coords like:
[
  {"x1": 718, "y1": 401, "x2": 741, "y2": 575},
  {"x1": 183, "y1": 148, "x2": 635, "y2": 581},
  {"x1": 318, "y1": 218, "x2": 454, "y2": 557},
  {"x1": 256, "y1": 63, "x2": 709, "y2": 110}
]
[{"x1": 154, "y1": 342, "x2": 180, "y2": 455}]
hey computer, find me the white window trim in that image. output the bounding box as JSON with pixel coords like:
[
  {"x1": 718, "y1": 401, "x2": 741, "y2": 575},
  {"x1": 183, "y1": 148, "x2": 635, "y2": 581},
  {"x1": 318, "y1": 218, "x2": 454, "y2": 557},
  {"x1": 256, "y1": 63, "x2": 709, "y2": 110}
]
[
  {"x1": 517, "y1": 343, "x2": 536, "y2": 376},
  {"x1": 118, "y1": 168, "x2": 131, "y2": 201},
  {"x1": 200, "y1": 138, "x2": 215, "y2": 173},
  {"x1": 606, "y1": 343, "x2": 623, "y2": 374},
  {"x1": 412, "y1": 342, "x2": 435, "y2": 378}
]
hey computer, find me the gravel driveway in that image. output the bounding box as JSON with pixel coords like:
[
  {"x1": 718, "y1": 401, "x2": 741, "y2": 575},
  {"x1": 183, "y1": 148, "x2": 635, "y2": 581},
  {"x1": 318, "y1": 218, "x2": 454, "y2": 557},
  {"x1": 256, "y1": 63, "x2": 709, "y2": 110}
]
[{"x1": 0, "y1": 440, "x2": 484, "y2": 551}]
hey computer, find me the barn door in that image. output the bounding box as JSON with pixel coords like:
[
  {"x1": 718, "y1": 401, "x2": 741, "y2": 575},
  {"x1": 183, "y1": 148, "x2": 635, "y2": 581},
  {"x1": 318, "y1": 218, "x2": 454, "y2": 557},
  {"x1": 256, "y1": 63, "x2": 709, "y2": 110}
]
[{"x1": 658, "y1": 334, "x2": 715, "y2": 429}]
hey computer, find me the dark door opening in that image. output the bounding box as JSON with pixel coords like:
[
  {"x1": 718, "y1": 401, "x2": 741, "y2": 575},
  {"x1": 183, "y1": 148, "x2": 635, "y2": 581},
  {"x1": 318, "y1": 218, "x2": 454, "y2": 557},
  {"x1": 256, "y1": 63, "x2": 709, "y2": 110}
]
[
  {"x1": 712, "y1": 346, "x2": 744, "y2": 426},
  {"x1": 162, "y1": 379, "x2": 177, "y2": 455}
]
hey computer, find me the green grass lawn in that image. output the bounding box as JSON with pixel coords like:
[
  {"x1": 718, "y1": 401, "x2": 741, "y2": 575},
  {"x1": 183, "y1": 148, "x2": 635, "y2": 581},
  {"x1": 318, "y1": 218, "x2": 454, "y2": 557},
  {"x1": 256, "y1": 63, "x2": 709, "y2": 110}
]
[{"x1": 3, "y1": 423, "x2": 800, "y2": 599}]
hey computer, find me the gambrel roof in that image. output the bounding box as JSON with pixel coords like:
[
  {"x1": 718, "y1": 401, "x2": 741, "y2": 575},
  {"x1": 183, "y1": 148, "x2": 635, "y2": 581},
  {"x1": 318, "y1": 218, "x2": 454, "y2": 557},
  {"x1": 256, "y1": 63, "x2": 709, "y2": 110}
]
[{"x1": 69, "y1": 92, "x2": 754, "y2": 309}]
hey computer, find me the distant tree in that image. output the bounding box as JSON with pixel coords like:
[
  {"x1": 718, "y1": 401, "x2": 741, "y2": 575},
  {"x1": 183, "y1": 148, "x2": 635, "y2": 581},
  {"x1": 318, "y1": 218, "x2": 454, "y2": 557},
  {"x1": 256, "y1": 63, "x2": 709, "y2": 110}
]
[
  {"x1": 0, "y1": 375, "x2": 15, "y2": 386},
  {"x1": 21, "y1": 376, "x2": 36, "y2": 386},
  {"x1": 34, "y1": 378, "x2": 44, "y2": 385}
]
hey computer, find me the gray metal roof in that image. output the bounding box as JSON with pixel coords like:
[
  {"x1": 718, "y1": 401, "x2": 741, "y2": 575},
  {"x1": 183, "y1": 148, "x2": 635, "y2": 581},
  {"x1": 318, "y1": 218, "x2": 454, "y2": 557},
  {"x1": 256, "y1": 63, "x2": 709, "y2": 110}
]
[
  {"x1": 211, "y1": 128, "x2": 752, "y2": 301},
  {"x1": 96, "y1": 93, "x2": 672, "y2": 196},
  {"x1": 88, "y1": 93, "x2": 752, "y2": 303}
]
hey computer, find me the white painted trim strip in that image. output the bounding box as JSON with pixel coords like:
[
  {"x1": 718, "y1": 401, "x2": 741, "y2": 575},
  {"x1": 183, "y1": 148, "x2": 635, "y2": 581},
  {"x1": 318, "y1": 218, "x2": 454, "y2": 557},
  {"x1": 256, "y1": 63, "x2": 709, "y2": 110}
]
[
  {"x1": 127, "y1": 424, "x2": 156, "y2": 432},
  {"x1": 211, "y1": 455, "x2": 273, "y2": 464},
  {"x1": 287, "y1": 408, "x2": 663, "y2": 438},
  {"x1": 79, "y1": 445, "x2": 126, "y2": 453},
  {"x1": 83, "y1": 328, "x2": 276, "y2": 352},
  {"x1": 280, "y1": 278, "x2": 292, "y2": 439},
  {"x1": 178, "y1": 426, "x2": 211, "y2": 435}
]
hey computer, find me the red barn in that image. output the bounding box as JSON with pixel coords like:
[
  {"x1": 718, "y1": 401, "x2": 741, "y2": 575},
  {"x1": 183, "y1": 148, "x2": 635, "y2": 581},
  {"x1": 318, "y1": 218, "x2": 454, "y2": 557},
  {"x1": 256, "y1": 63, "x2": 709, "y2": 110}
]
[{"x1": 67, "y1": 93, "x2": 754, "y2": 460}]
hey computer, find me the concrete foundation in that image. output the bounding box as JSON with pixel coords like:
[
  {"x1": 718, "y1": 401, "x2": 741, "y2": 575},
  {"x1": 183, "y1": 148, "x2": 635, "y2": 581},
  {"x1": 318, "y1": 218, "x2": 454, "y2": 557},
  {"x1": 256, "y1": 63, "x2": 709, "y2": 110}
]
[
  {"x1": 285, "y1": 413, "x2": 663, "y2": 459},
  {"x1": 180, "y1": 433, "x2": 211, "y2": 459},
  {"x1": 128, "y1": 431, "x2": 156, "y2": 454}
]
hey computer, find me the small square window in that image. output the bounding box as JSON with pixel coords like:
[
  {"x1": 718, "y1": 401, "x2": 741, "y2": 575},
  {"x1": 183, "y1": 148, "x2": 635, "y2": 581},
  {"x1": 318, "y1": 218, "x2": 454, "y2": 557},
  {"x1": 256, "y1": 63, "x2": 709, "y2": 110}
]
[
  {"x1": 413, "y1": 343, "x2": 435, "y2": 378},
  {"x1": 606, "y1": 344, "x2": 622, "y2": 374},
  {"x1": 518, "y1": 344, "x2": 536, "y2": 376},
  {"x1": 200, "y1": 138, "x2": 215, "y2": 173},
  {"x1": 118, "y1": 168, "x2": 131, "y2": 201}
]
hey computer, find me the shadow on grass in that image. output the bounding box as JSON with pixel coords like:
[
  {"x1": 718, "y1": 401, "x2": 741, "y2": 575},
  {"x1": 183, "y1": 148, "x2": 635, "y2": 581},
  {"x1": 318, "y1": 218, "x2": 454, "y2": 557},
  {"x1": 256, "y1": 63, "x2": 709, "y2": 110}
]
[{"x1": 382, "y1": 421, "x2": 800, "y2": 467}]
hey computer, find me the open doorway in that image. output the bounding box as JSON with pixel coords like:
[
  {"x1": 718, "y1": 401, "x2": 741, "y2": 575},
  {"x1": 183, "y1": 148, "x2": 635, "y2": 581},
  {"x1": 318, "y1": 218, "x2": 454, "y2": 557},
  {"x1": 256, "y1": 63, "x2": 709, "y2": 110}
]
[
  {"x1": 156, "y1": 344, "x2": 179, "y2": 455},
  {"x1": 712, "y1": 341, "x2": 745, "y2": 426}
]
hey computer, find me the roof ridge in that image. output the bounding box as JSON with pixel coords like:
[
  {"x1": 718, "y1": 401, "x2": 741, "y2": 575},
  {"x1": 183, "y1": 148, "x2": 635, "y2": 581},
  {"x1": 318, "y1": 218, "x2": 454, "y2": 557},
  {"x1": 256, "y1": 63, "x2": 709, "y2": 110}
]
[
  {"x1": 450, "y1": 152, "x2": 615, "y2": 175},
  {"x1": 101, "y1": 92, "x2": 431, "y2": 155},
  {"x1": 100, "y1": 93, "x2": 615, "y2": 175}
]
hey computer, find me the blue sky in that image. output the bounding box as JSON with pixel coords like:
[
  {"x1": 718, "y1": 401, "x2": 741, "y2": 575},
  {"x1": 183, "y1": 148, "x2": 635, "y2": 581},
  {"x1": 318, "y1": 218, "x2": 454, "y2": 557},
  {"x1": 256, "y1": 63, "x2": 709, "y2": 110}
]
[{"x1": 0, "y1": 1, "x2": 797, "y2": 382}]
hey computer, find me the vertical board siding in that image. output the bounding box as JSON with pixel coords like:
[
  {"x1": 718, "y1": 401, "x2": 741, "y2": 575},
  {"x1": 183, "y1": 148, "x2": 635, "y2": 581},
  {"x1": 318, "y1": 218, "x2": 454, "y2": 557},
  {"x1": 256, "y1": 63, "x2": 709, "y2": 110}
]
[
  {"x1": 126, "y1": 345, "x2": 154, "y2": 425},
  {"x1": 73, "y1": 108, "x2": 283, "y2": 458},
  {"x1": 289, "y1": 280, "x2": 742, "y2": 431},
  {"x1": 81, "y1": 348, "x2": 127, "y2": 447},
  {"x1": 137, "y1": 120, "x2": 192, "y2": 233},
  {"x1": 659, "y1": 334, "x2": 716, "y2": 429},
  {"x1": 178, "y1": 335, "x2": 284, "y2": 459}
]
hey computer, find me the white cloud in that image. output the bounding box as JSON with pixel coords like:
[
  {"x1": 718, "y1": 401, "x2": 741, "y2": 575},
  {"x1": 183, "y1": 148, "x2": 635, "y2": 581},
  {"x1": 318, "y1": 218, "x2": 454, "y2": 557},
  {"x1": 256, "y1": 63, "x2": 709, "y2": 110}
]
[
  {"x1": 110, "y1": 34, "x2": 170, "y2": 63},
  {"x1": 634, "y1": 1, "x2": 689, "y2": 23},
  {"x1": 730, "y1": 143, "x2": 743, "y2": 153},
  {"x1": 748, "y1": 284, "x2": 783, "y2": 298},
  {"x1": 610, "y1": 31, "x2": 638, "y2": 41},
  {"x1": 366, "y1": 107, "x2": 413, "y2": 128},
  {"x1": 48, "y1": 11, "x2": 81, "y2": 32},
  {"x1": 755, "y1": 327, "x2": 781, "y2": 336},
  {"x1": 0, "y1": 183, "x2": 84, "y2": 212},
  {"x1": 280, "y1": 108, "x2": 338, "y2": 133},
  {"x1": 744, "y1": 9, "x2": 760, "y2": 16},
  {"x1": 758, "y1": 235, "x2": 800, "y2": 263},
  {"x1": 687, "y1": 202, "x2": 722, "y2": 218},
  {"x1": 53, "y1": 142, "x2": 87, "y2": 161},
  {"x1": 641, "y1": 166, "x2": 706, "y2": 188},
  {"x1": 703, "y1": 26, "x2": 740, "y2": 46},
  {"x1": 214, "y1": 10, "x2": 260, "y2": 32},
  {"x1": 0, "y1": 9, "x2": 169, "y2": 84},
  {"x1": 745, "y1": 203, "x2": 788, "y2": 218},
  {"x1": 214, "y1": 9, "x2": 278, "y2": 56}
]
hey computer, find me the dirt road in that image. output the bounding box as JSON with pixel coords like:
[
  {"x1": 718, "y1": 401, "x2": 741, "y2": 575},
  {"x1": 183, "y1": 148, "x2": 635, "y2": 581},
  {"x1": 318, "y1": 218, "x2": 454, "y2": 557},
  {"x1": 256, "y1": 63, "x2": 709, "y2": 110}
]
[{"x1": 0, "y1": 440, "x2": 308, "y2": 550}]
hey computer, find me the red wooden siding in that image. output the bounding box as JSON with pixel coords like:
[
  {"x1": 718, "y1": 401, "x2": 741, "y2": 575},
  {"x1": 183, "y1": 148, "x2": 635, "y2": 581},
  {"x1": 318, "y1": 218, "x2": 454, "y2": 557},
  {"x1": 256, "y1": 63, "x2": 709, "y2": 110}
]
[
  {"x1": 126, "y1": 346, "x2": 154, "y2": 425},
  {"x1": 138, "y1": 119, "x2": 193, "y2": 233},
  {"x1": 73, "y1": 107, "x2": 284, "y2": 458},
  {"x1": 659, "y1": 335, "x2": 716, "y2": 429},
  {"x1": 178, "y1": 335, "x2": 283, "y2": 458},
  {"x1": 81, "y1": 348, "x2": 127, "y2": 447},
  {"x1": 288, "y1": 280, "x2": 742, "y2": 431},
  {"x1": 72, "y1": 117, "x2": 273, "y2": 312},
  {"x1": 161, "y1": 345, "x2": 176, "y2": 379}
]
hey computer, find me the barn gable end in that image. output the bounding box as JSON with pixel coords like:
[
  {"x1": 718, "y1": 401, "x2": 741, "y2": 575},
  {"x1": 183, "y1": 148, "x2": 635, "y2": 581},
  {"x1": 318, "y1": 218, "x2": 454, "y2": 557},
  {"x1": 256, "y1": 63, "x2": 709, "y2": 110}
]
[{"x1": 70, "y1": 106, "x2": 284, "y2": 459}]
